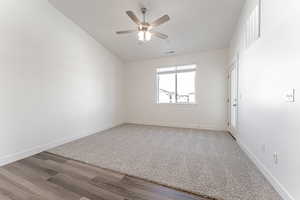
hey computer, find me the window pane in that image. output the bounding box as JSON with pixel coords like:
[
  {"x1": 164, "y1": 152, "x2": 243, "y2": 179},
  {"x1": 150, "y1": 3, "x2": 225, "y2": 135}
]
[
  {"x1": 177, "y1": 71, "x2": 196, "y2": 103},
  {"x1": 158, "y1": 73, "x2": 176, "y2": 103}
]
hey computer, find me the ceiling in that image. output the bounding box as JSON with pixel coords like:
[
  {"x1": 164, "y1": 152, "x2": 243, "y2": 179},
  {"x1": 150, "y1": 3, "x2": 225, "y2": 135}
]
[{"x1": 49, "y1": 0, "x2": 245, "y2": 62}]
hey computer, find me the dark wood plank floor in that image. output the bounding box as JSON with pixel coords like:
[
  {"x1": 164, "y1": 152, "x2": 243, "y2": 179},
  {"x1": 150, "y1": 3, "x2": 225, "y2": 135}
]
[{"x1": 0, "y1": 152, "x2": 210, "y2": 200}]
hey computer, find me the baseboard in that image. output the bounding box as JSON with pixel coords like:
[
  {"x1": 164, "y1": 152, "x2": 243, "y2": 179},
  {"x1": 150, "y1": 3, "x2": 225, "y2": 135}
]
[
  {"x1": 125, "y1": 121, "x2": 227, "y2": 132},
  {"x1": 237, "y1": 139, "x2": 295, "y2": 200},
  {"x1": 0, "y1": 123, "x2": 124, "y2": 167}
]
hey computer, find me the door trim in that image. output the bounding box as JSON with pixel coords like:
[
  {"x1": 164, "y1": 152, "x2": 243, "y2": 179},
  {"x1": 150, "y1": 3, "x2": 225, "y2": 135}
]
[{"x1": 227, "y1": 54, "x2": 239, "y2": 136}]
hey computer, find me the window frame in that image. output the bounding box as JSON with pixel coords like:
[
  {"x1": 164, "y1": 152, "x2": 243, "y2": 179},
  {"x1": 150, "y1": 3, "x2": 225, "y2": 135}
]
[{"x1": 156, "y1": 64, "x2": 197, "y2": 105}]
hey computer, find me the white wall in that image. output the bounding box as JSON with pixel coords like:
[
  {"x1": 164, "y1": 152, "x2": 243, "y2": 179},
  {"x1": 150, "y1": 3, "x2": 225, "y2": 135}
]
[
  {"x1": 0, "y1": 0, "x2": 124, "y2": 166},
  {"x1": 230, "y1": 1, "x2": 300, "y2": 199},
  {"x1": 125, "y1": 49, "x2": 228, "y2": 131}
]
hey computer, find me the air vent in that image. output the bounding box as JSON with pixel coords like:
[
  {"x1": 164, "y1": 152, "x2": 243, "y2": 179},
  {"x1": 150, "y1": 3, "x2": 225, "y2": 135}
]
[{"x1": 165, "y1": 50, "x2": 175, "y2": 55}]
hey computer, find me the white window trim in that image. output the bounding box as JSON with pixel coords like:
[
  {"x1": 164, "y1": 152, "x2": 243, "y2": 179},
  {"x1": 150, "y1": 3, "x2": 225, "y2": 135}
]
[{"x1": 155, "y1": 65, "x2": 197, "y2": 105}]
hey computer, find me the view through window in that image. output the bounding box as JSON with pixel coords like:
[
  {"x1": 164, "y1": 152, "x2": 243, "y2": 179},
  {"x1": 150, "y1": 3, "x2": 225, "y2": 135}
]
[{"x1": 157, "y1": 65, "x2": 196, "y2": 104}]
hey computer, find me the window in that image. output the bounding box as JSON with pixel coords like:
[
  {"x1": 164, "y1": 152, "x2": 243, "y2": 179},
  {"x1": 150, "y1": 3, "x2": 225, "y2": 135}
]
[
  {"x1": 156, "y1": 65, "x2": 196, "y2": 104},
  {"x1": 243, "y1": 0, "x2": 261, "y2": 50}
]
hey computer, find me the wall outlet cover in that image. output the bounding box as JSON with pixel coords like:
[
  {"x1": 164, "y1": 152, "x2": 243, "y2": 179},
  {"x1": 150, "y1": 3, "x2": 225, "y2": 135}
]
[{"x1": 285, "y1": 89, "x2": 295, "y2": 102}]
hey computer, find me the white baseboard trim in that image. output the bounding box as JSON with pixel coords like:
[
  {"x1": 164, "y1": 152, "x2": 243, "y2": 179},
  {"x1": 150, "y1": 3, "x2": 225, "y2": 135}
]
[
  {"x1": 0, "y1": 123, "x2": 124, "y2": 167},
  {"x1": 237, "y1": 139, "x2": 295, "y2": 200},
  {"x1": 125, "y1": 121, "x2": 227, "y2": 132}
]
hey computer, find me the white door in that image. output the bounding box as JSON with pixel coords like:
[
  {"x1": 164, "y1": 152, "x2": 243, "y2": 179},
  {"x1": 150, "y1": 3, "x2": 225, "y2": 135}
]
[{"x1": 228, "y1": 58, "x2": 238, "y2": 135}]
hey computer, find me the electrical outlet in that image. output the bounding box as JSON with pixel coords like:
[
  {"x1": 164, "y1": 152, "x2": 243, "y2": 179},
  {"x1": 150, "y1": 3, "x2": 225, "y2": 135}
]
[
  {"x1": 285, "y1": 89, "x2": 295, "y2": 102},
  {"x1": 273, "y1": 152, "x2": 278, "y2": 164}
]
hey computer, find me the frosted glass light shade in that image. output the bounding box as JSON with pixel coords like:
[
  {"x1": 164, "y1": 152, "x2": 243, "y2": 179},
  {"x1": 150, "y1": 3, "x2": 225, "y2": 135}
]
[
  {"x1": 138, "y1": 31, "x2": 145, "y2": 41},
  {"x1": 138, "y1": 31, "x2": 152, "y2": 41},
  {"x1": 145, "y1": 31, "x2": 152, "y2": 41}
]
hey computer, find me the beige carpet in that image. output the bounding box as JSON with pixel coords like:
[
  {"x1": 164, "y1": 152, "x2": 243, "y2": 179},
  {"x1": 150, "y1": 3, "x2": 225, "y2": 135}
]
[{"x1": 49, "y1": 124, "x2": 282, "y2": 200}]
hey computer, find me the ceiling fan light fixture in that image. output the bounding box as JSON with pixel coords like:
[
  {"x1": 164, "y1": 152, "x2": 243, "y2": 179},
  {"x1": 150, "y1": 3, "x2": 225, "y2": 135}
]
[
  {"x1": 138, "y1": 30, "x2": 145, "y2": 41},
  {"x1": 145, "y1": 31, "x2": 152, "y2": 41},
  {"x1": 117, "y1": 8, "x2": 169, "y2": 42},
  {"x1": 138, "y1": 31, "x2": 152, "y2": 42}
]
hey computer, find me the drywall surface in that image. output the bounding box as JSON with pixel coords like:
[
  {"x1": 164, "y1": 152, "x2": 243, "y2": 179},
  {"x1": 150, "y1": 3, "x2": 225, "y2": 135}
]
[
  {"x1": 230, "y1": 0, "x2": 300, "y2": 199},
  {"x1": 0, "y1": 0, "x2": 124, "y2": 165},
  {"x1": 125, "y1": 49, "x2": 228, "y2": 131}
]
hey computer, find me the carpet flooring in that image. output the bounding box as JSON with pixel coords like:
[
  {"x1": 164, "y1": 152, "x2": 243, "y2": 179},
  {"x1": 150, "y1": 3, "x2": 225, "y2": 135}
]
[{"x1": 49, "y1": 124, "x2": 282, "y2": 200}]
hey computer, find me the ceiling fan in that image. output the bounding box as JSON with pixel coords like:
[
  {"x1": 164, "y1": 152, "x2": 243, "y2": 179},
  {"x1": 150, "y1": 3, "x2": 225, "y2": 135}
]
[{"x1": 116, "y1": 8, "x2": 170, "y2": 42}]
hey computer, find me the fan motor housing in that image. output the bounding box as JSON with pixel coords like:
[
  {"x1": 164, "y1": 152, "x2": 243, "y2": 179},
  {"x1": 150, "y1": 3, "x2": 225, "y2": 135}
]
[{"x1": 139, "y1": 23, "x2": 151, "y2": 31}]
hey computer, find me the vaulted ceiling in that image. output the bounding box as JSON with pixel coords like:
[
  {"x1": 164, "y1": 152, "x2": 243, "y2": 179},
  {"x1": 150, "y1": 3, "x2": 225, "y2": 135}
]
[{"x1": 49, "y1": 0, "x2": 245, "y2": 62}]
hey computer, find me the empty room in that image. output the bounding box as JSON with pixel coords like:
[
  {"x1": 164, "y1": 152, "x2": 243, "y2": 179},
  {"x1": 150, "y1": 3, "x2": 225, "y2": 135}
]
[{"x1": 0, "y1": 0, "x2": 299, "y2": 200}]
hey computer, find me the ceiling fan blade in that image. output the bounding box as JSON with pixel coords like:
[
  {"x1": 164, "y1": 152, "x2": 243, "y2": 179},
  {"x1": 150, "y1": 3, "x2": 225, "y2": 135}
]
[
  {"x1": 126, "y1": 11, "x2": 141, "y2": 25},
  {"x1": 116, "y1": 30, "x2": 137, "y2": 34},
  {"x1": 151, "y1": 31, "x2": 168, "y2": 39},
  {"x1": 151, "y1": 15, "x2": 170, "y2": 27}
]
